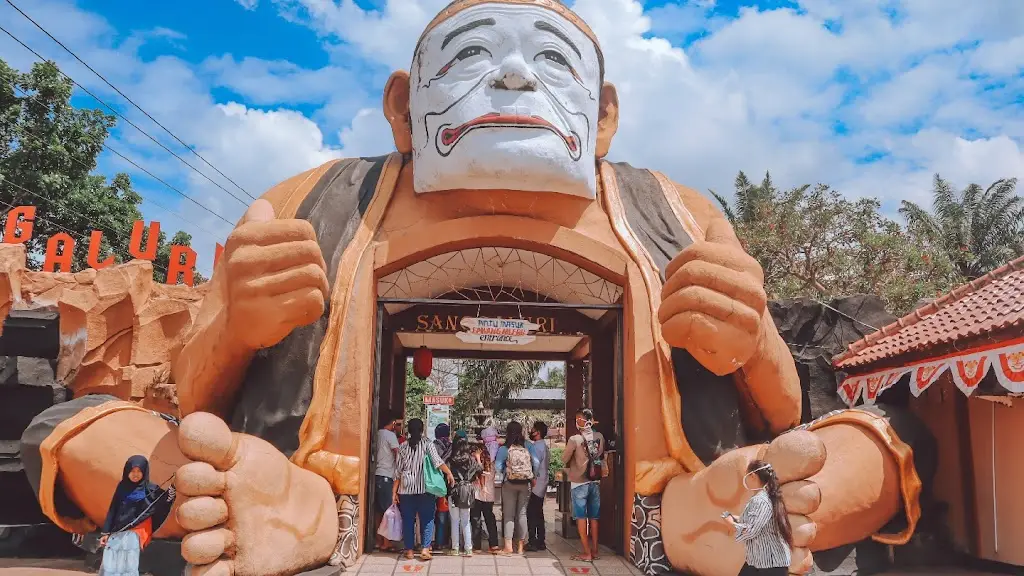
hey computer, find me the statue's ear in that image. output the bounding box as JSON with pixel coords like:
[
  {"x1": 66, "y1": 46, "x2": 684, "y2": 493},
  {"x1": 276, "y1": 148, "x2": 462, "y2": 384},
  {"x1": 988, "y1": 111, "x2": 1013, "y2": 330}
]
[
  {"x1": 596, "y1": 82, "x2": 618, "y2": 158},
  {"x1": 383, "y1": 70, "x2": 413, "y2": 154}
]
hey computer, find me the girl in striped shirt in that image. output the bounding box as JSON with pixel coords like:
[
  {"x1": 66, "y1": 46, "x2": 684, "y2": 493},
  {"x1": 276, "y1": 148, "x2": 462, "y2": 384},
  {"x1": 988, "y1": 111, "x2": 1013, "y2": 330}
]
[
  {"x1": 724, "y1": 460, "x2": 793, "y2": 575},
  {"x1": 393, "y1": 418, "x2": 454, "y2": 561}
]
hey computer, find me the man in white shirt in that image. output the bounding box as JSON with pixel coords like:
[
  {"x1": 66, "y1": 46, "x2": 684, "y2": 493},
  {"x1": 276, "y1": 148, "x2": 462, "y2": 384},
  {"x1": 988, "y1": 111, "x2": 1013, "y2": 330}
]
[
  {"x1": 526, "y1": 420, "x2": 550, "y2": 551},
  {"x1": 375, "y1": 412, "x2": 401, "y2": 551}
]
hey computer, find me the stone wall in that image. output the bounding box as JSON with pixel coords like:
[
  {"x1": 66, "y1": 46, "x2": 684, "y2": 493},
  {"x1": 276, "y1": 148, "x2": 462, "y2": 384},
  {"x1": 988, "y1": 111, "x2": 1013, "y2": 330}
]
[{"x1": 0, "y1": 243, "x2": 206, "y2": 415}]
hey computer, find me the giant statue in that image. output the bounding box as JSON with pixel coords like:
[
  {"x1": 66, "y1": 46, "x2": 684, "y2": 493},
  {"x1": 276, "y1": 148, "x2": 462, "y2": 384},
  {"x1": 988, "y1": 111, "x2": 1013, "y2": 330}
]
[{"x1": 19, "y1": 1, "x2": 924, "y2": 575}]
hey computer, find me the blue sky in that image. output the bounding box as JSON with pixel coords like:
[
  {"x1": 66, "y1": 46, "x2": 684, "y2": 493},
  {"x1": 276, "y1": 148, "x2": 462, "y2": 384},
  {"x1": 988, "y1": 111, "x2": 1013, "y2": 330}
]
[{"x1": 1, "y1": 0, "x2": 1021, "y2": 273}]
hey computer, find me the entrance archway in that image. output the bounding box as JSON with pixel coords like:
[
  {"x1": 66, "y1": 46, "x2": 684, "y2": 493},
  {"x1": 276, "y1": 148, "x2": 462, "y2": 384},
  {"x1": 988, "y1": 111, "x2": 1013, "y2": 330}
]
[{"x1": 366, "y1": 246, "x2": 626, "y2": 557}]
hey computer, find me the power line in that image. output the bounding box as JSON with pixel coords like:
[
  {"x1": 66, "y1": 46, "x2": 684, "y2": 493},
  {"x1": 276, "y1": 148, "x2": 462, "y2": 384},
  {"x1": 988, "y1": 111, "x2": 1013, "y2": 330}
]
[
  {"x1": 0, "y1": 21, "x2": 254, "y2": 207},
  {"x1": 4, "y1": 0, "x2": 255, "y2": 202},
  {"x1": 9, "y1": 100, "x2": 231, "y2": 242},
  {"x1": 9, "y1": 85, "x2": 235, "y2": 228}
]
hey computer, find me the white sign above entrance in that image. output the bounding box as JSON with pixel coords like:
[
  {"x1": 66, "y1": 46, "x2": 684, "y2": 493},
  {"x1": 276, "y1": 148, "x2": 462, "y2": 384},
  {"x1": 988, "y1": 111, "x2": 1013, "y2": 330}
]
[
  {"x1": 457, "y1": 317, "x2": 539, "y2": 346},
  {"x1": 456, "y1": 332, "x2": 537, "y2": 346}
]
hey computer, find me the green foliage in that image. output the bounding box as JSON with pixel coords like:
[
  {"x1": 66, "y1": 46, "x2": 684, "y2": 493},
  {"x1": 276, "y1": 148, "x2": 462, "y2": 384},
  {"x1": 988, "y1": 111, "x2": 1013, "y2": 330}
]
[
  {"x1": 535, "y1": 365, "x2": 565, "y2": 389},
  {"x1": 451, "y1": 360, "x2": 544, "y2": 428},
  {"x1": 713, "y1": 171, "x2": 962, "y2": 315},
  {"x1": 0, "y1": 59, "x2": 203, "y2": 283},
  {"x1": 548, "y1": 445, "x2": 564, "y2": 482},
  {"x1": 900, "y1": 175, "x2": 1024, "y2": 281},
  {"x1": 404, "y1": 361, "x2": 435, "y2": 422}
]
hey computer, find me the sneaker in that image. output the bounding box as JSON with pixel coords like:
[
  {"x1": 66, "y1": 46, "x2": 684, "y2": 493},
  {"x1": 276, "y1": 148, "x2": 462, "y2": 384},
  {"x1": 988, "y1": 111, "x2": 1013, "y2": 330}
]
[
  {"x1": 462, "y1": 551, "x2": 473, "y2": 557},
  {"x1": 447, "y1": 549, "x2": 461, "y2": 556}
]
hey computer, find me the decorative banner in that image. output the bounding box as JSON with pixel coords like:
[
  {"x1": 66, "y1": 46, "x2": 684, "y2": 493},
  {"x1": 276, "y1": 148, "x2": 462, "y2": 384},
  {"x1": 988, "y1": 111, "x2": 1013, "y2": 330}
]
[
  {"x1": 837, "y1": 337, "x2": 1024, "y2": 407},
  {"x1": 457, "y1": 317, "x2": 539, "y2": 346},
  {"x1": 423, "y1": 395, "x2": 455, "y2": 406}
]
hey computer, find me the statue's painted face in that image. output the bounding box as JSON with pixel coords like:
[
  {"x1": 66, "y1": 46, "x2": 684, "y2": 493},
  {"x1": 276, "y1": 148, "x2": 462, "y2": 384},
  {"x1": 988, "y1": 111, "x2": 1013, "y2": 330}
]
[{"x1": 410, "y1": 3, "x2": 602, "y2": 198}]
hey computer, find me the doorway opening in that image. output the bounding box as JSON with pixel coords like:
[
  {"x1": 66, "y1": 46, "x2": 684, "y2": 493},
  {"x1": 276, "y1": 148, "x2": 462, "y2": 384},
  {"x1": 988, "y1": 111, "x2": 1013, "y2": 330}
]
[{"x1": 365, "y1": 247, "x2": 626, "y2": 558}]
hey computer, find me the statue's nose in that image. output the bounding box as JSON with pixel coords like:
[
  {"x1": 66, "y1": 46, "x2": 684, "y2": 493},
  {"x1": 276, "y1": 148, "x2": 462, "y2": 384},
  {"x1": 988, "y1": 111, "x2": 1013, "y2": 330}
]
[{"x1": 494, "y1": 55, "x2": 535, "y2": 91}]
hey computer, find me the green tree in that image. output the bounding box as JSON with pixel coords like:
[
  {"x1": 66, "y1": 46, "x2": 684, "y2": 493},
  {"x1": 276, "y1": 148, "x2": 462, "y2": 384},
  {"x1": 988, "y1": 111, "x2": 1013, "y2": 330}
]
[
  {"x1": 900, "y1": 175, "x2": 1023, "y2": 280},
  {"x1": 0, "y1": 59, "x2": 203, "y2": 283},
  {"x1": 404, "y1": 361, "x2": 435, "y2": 422},
  {"x1": 154, "y1": 230, "x2": 209, "y2": 284},
  {"x1": 536, "y1": 365, "x2": 565, "y2": 389},
  {"x1": 451, "y1": 360, "x2": 543, "y2": 428},
  {"x1": 712, "y1": 171, "x2": 961, "y2": 315}
]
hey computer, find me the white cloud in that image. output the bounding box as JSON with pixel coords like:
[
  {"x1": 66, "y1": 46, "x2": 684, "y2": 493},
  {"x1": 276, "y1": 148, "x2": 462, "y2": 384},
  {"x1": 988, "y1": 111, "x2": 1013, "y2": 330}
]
[{"x1": 235, "y1": 0, "x2": 260, "y2": 9}]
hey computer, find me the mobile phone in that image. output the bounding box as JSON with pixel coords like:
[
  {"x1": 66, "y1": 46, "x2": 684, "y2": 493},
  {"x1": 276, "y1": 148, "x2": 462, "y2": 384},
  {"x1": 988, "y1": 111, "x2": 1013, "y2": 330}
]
[{"x1": 721, "y1": 511, "x2": 732, "y2": 519}]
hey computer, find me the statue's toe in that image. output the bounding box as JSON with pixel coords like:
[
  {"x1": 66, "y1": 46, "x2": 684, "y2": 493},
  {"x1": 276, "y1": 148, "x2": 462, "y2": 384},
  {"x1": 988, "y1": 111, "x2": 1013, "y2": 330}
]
[
  {"x1": 188, "y1": 560, "x2": 234, "y2": 576},
  {"x1": 176, "y1": 461, "x2": 227, "y2": 497},
  {"x1": 177, "y1": 495, "x2": 229, "y2": 532},
  {"x1": 182, "y1": 526, "x2": 236, "y2": 565},
  {"x1": 178, "y1": 412, "x2": 239, "y2": 471},
  {"x1": 763, "y1": 429, "x2": 826, "y2": 483}
]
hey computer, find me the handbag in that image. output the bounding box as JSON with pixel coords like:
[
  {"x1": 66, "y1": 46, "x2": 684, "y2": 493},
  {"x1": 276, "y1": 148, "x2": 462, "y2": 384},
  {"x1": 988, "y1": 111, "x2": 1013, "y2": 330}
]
[{"x1": 424, "y1": 456, "x2": 448, "y2": 497}]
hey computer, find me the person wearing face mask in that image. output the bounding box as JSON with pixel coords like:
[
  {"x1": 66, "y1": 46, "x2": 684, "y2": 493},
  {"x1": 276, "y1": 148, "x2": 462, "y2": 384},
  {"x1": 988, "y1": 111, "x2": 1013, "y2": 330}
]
[
  {"x1": 722, "y1": 460, "x2": 793, "y2": 575},
  {"x1": 561, "y1": 409, "x2": 604, "y2": 562}
]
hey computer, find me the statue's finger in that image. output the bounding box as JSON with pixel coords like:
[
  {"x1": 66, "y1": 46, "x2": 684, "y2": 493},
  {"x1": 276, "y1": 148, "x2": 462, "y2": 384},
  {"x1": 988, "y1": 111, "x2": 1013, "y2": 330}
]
[
  {"x1": 790, "y1": 546, "x2": 814, "y2": 574},
  {"x1": 240, "y1": 199, "x2": 276, "y2": 225},
  {"x1": 229, "y1": 241, "x2": 325, "y2": 278},
  {"x1": 175, "y1": 462, "x2": 227, "y2": 497},
  {"x1": 240, "y1": 263, "x2": 329, "y2": 300},
  {"x1": 781, "y1": 480, "x2": 822, "y2": 515},
  {"x1": 665, "y1": 239, "x2": 763, "y2": 282},
  {"x1": 763, "y1": 430, "x2": 826, "y2": 484},
  {"x1": 661, "y1": 260, "x2": 767, "y2": 315},
  {"x1": 663, "y1": 313, "x2": 756, "y2": 375},
  {"x1": 789, "y1": 513, "x2": 817, "y2": 548},
  {"x1": 177, "y1": 496, "x2": 229, "y2": 532},
  {"x1": 182, "y1": 527, "x2": 236, "y2": 565},
  {"x1": 658, "y1": 286, "x2": 762, "y2": 334}
]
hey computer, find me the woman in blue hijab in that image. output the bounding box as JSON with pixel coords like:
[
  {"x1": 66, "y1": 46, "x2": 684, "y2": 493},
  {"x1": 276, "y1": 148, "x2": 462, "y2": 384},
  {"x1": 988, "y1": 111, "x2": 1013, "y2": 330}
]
[{"x1": 98, "y1": 455, "x2": 175, "y2": 576}]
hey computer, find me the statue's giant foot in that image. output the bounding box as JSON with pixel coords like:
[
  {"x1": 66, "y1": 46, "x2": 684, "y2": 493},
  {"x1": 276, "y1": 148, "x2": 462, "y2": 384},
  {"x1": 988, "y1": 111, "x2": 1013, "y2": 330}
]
[
  {"x1": 175, "y1": 413, "x2": 339, "y2": 576},
  {"x1": 661, "y1": 420, "x2": 904, "y2": 576}
]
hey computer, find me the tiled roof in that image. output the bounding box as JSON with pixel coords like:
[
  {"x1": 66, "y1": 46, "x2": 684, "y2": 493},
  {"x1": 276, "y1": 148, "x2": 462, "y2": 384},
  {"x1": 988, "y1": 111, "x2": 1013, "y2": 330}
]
[{"x1": 833, "y1": 255, "x2": 1024, "y2": 369}]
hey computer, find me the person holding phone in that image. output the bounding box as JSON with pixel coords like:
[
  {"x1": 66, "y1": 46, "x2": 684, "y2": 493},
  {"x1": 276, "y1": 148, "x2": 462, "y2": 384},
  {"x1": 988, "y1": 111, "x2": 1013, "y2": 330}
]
[{"x1": 722, "y1": 460, "x2": 792, "y2": 575}]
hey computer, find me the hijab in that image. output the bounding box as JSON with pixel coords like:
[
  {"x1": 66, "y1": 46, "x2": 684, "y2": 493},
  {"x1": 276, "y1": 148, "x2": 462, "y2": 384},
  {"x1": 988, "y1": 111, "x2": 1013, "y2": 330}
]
[
  {"x1": 434, "y1": 424, "x2": 453, "y2": 461},
  {"x1": 101, "y1": 455, "x2": 174, "y2": 534}
]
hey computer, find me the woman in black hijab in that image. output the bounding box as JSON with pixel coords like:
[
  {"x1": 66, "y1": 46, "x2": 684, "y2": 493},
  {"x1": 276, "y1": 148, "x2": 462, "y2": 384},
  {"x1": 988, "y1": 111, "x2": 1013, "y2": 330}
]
[{"x1": 98, "y1": 455, "x2": 175, "y2": 576}]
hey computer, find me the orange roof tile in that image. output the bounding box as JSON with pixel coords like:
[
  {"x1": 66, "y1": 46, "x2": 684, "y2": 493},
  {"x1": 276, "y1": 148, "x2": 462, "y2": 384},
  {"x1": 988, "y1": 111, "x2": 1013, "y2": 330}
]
[{"x1": 833, "y1": 255, "x2": 1024, "y2": 369}]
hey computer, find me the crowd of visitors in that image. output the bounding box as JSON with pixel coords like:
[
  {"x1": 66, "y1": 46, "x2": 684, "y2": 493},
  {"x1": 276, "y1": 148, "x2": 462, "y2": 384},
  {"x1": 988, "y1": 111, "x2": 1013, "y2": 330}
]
[{"x1": 373, "y1": 409, "x2": 603, "y2": 561}]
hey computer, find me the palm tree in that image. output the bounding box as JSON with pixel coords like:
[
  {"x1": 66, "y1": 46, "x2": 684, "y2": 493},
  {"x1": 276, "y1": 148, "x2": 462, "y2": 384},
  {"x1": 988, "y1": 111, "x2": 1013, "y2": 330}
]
[
  {"x1": 450, "y1": 360, "x2": 543, "y2": 429},
  {"x1": 900, "y1": 175, "x2": 1024, "y2": 280}
]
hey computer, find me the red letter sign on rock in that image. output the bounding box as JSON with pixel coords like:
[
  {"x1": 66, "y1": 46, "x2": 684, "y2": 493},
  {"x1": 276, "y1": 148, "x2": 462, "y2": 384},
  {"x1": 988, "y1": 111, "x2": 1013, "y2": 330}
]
[
  {"x1": 3, "y1": 206, "x2": 36, "y2": 244},
  {"x1": 87, "y1": 230, "x2": 115, "y2": 269},
  {"x1": 43, "y1": 232, "x2": 75, "y2": 272},
  {"x1": 129, "y1": 220, "x2": 160, "y2": 260},
  {"x1": 167, "y1": 244, "x2": 197, "y2": 286}
]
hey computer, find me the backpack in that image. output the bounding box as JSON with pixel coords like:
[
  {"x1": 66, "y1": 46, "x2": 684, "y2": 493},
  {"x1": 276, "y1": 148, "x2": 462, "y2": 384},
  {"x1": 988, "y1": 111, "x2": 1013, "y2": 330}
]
[
  {"x1": 505, "y1": 445, "x2": 534, "y2": 482},
  {"x1": 582, "y1": 434, "x2": 603, "y2": 482}
]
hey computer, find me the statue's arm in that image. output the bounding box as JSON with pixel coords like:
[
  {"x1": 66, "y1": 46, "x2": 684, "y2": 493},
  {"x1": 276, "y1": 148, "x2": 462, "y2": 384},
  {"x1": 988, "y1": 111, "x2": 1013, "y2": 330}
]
[
  {"x1": 670, "y1": 181, "x2": 801, "y2": 434},
  {"x1": 172, "y1": 164, "x2": 333, "y2": 418}
]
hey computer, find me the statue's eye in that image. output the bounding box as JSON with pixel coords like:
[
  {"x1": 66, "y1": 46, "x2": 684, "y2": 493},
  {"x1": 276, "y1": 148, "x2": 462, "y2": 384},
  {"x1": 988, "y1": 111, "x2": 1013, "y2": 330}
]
[
  {"x1": 455, "y1": 46, "x2": 490, "y2": 61},
  {"x1": 537, "y1": 50, "x2": 570, "y2": 68}
]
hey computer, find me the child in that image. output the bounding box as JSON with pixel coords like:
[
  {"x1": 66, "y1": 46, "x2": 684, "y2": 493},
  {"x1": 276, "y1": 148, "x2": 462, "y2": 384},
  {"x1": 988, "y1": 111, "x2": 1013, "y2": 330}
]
[
  {"x1": 98, "y1": 455, "x2": 175, "y2": 576},
  {"x1": 480, "y1": 420, "x2": 500, "y2": 463},
  {"x1": 447, "y1": 432, "x2": 481, "y2": 556},
  {"x1": 471, "y1": 445, "x2": 500, "y2": 553}
]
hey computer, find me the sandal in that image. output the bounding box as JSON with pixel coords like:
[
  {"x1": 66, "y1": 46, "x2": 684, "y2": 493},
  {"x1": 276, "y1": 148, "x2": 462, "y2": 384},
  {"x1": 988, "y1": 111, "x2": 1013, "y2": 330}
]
[
  {"x1": 402, "y1": 551, "x2": 415, "y2": 560},
  {"x1": 570, "y1": 554, "x2": 593, "y2": 562},
  {"x1": 420, "y1": 548, "x2": 433, "y2": 561}
]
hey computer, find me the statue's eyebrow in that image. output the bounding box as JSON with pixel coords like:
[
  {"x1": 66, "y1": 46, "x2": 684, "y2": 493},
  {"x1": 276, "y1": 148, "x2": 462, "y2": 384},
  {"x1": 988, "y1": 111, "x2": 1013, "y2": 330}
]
[
  {"x1": 441, "y1": 18, "x2": 496, "y2": 50},
  {"x1": 534, "y1": 20, "x2": 581, "y2": 59}
]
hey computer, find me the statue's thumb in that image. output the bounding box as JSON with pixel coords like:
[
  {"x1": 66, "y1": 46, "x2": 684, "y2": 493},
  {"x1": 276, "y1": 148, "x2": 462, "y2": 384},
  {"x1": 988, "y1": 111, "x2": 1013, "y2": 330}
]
[
  {"x1": 703, "y1": 217, "x2": 735, "y2": 245},
  {"x1": 240, "y1": 198, "x2": 276, "y2": 224}
]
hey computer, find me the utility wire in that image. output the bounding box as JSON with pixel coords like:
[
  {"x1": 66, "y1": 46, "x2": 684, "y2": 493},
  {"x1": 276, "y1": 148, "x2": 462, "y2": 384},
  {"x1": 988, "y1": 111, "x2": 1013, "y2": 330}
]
[
  {"x1": 0, "y1": 184, "x2": 172, "y2": 276},
  {"x1": 9, "y1": 100, "x2": 231, "y2": 243},
  {"x1": 0, "y1": 21, "x2": 254, "y2": 207},
  {"x1": 5, "y1": 0, "x2": 255, "y2": 201},
  {"x1": 10, "y1": 84, "x2": 236, "y2": 227}
]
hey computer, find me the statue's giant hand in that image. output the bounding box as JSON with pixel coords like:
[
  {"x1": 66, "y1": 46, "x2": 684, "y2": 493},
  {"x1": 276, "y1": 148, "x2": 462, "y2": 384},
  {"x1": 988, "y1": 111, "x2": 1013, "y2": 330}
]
[
  {"x1": 224, "y1": 199, "x2": 329, "y2": 351},
  {"x1": 659, "y1": 218, "x2": 767, "y2": 376}
]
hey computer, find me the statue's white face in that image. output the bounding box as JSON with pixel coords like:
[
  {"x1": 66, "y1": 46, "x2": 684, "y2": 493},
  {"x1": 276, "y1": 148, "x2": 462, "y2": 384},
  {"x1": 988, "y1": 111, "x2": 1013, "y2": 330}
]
[{"x1": 410, "y1": 3, "x2": 601, "y2": 198}]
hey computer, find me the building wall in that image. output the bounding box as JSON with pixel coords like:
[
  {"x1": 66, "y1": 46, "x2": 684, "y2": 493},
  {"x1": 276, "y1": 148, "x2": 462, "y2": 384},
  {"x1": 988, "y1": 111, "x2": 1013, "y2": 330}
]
[
  {"x1": 968, "y1": 397, "x2": 1024, "y2": 567},
  {"x1": 909, "y1": 374, "x2": 971, "y2": 552}
]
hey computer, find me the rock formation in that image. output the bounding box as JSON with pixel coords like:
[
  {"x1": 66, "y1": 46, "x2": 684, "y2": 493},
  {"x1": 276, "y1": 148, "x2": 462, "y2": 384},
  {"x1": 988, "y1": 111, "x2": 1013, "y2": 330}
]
[{"x1": 0, "y1": 243, "x2": 205, "y2": 414}]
